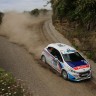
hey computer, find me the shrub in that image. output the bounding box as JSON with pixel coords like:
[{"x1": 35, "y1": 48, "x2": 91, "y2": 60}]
[
  {"x1": 50, "y1": 0, "x2": 96, "y2": 30},
  {"x1": 0, "y1": 68, "x2": 32, "y2": 96},
  {"x1": 30, "y1": 9, "x2": 39, "y2": 16}
]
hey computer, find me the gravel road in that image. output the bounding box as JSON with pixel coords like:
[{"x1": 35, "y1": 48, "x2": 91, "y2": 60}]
[{"x1": 0, "y1": 13, "x2": 96, "y2": 96}]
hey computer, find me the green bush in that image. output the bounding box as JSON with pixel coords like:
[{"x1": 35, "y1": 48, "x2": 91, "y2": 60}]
[
  {"x1": 30, "y1": 9, "x2": 39, "y2": 16},
  {"x1": 50, "y1": 0, "x2": 96, "y2": 30},
  {"x1": 40, "y1": 9, "x2": 48, "y2": 15},
  {"x1": 0, "y1": 68, "x2": 31, "y2": 96}
]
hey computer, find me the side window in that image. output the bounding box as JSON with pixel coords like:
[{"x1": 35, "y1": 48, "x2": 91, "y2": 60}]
[
  {"x1": 47, "y1": 47, "x2": 53, "y2": 53},
  {"x1": 48, "y1": 47, "x2": 63, "y2": 62},
  {"x1": 55, "y1": 49, "x2": 63, "y2": 62}
]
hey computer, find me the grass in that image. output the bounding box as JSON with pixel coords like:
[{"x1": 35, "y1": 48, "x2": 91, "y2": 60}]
[{"x1": 0, "y1": 68, "x2": 32, "y2": 96}]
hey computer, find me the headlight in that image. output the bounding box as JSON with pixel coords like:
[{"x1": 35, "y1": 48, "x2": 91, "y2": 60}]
[{"x1": 70, "y1": 69, "x2": 77, "y2": 73}]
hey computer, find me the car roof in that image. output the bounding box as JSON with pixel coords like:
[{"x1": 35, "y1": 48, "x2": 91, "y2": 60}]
[{"x1": 47, "y1": 43, "x2": 76, "y2": 54}]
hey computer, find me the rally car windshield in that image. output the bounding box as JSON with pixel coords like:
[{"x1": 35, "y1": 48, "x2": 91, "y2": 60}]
[{"x1": 62, "y1": 52, "x2": 84, "y2": 62}]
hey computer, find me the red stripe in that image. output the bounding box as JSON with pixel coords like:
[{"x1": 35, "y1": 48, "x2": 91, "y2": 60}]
[{"x1": 74, "y1": 64, "x2": 90, "y2": 70}]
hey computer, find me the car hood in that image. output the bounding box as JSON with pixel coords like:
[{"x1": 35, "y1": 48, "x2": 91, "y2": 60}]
[{"x1": 66, "y1": 60, "x2": 90, "y2": 71}]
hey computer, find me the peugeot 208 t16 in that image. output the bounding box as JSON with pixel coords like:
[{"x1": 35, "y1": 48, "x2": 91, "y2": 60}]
[{"x1": 41, "y1": 43, "x2": 92, "y2": 81}]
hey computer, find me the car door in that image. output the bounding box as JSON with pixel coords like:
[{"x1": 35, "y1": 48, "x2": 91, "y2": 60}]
[
  {"x1": 50, "y1": 48, "x2": 63, "y2": 72},
  {"x1": 46, "y1": 47, "x2": 54, "y2": 65}
]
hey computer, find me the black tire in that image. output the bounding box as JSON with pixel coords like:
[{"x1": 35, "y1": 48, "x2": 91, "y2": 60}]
[
  {"x1": 62, "y1": 70, "x2": 68, "y2": 80},
  {"x1": 41, "y1": 55, "x2": 46, "y2": 63}
]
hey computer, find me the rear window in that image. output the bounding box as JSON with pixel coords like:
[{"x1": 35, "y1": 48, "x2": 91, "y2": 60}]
[{"x1": 62, "y1": 52, "x2": 84, "y2": 62}]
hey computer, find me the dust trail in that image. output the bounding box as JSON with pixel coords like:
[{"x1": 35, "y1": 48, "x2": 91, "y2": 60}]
[{"x1": 0, "y1": 11, "x2": 50, "y2": 56}]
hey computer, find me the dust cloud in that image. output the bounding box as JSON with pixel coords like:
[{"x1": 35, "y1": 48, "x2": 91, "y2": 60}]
[{"x1": 0, "y1": 12, "x2": 50, "y2": 56}]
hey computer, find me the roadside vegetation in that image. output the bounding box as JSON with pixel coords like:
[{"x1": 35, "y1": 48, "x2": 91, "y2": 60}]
[
  {"x1": 0, "y1": 68, "x2": 32, "y2": 96},
  {"x1": 0, "y1": 12, "x2": 4, "y2": 24},
  {"x1": 50, "y1": 0, "x2": 96, "y2": 61},
  {"x1": 0, "y1": 12, "x2": 32, "y2": 96},
  {"x1": 30, "y1": 8, "x2": 48, "y2": 16}
]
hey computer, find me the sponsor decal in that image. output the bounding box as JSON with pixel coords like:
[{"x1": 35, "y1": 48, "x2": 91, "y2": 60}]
[
  {"x1": 67, "y1": 49, "x2": 75, "y2": 53},
  {"x1": 58, "y1": 62, "x2": 63, "y2": 69},
  {"x1": 74, "y1": 65, "x2": 90, "y2": 70},
  {"x1": 52, "y1": 59, "x2": 58, "y2": 66}
]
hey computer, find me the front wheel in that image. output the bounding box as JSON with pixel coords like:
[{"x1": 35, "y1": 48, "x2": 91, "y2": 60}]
[
  {"x1": 41, "y1": 55, "x2": 46, "y2": 63},
  {"x1": 62, "y1": 70, "x2": 68, "y2": 80}
]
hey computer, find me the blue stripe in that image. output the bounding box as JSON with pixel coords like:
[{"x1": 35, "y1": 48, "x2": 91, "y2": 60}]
[
  {"x1": 66, "y1": 60, "x2": 87, "y2": 68},
  {"x1": 68, "y1": 73, "x2": 75, "y2": 80},
  {"x1": 59, "y1": 62, "x2": 63, "y2": 69}
]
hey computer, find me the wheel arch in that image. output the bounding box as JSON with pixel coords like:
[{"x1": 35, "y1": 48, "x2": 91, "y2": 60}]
[
  {"x1": 61, "y1": 68, "x2": 67, "y2": 74},
  {"x1": 41, "y1": 55, "x2": 44, "y2": 59},
  {"x1": 41, "y1": 55, "x2": 47, "y2": 63}
]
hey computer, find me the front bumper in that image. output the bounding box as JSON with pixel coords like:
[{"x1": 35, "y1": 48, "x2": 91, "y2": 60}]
[{"x1": 68, "y1": 71, "x2": 92, "y2": 81}]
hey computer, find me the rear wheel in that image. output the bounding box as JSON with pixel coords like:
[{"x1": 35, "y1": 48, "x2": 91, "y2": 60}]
[
  {"x1": 41, "y1": 55, "x2": 46, "y2": 63},
  {"x1": 62, "y1": 70, "x2": 68, "y2": 80}
]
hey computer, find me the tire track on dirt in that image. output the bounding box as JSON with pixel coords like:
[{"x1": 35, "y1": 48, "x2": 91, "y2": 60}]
[
  {"x1": 0, "y1": 12, "x2": 96, "y2": 96},
  {"x1": 38, "y1": 19, "x2": 96, "y2": 96},
  {"x1": 21, "y1": 16, "x2": 96, "y2": 96},
  {"x1": 40, "y1": 22, "x2": 51, "y2": 43}
]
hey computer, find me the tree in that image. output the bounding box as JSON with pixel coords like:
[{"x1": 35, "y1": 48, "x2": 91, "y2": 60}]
[
  {"x1": 30, "y1": 9, "x2": 39, "y2": 16},
  {"x1": 0, "y1": 12, "x2": 4, "y2": 24},
  {"x1": 40, "y1": 9, "x2": 48, "y2": 15}
]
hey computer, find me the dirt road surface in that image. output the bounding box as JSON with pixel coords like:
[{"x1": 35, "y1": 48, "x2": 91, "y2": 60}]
[{"x1": 0, "y1": 12, "x2": 96, "y2": 96}]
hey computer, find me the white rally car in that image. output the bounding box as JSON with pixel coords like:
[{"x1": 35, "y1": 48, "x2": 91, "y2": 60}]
[{"x1": 41, "y1": 43, "x2": 92, "y2": 81}]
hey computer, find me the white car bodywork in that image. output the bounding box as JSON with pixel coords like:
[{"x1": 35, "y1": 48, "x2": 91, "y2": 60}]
[{"x1": 41, "y1": 43, "x2": 91, "y2": 81}]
